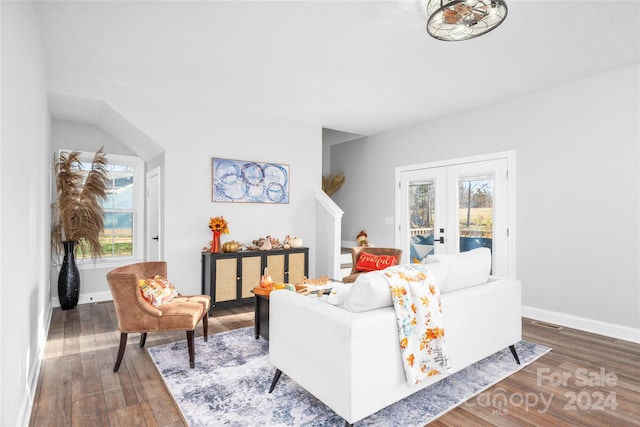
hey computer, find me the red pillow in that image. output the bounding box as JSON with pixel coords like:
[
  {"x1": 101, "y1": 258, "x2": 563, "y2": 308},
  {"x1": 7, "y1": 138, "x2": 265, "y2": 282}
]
[{"x1": 355, "y1": 252, "x2": 398, "y2": 272}]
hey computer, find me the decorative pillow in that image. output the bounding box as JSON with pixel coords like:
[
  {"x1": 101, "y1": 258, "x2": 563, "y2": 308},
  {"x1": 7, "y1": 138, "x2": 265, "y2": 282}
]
[
  {"x1": 355, "y1": 252, "x2": 398, "y2": 272},
  {"x1": 424, "y1": 247, "x2": 491, "y2": 293},
  {"x1": 340, "y1": 271, "x2": 393, "y2": 312},
  {"x1": 139, "y1": 275, "x2": 179, "y2": 307},
  {"x1": 326, "y1": 283, "x2": 352, "y2": 306}
]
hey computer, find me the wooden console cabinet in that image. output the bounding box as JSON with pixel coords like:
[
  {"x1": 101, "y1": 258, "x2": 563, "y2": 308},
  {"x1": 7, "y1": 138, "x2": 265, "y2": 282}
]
[{"x1": 201, "y1": 247, "x2": 308, "y2": 313}]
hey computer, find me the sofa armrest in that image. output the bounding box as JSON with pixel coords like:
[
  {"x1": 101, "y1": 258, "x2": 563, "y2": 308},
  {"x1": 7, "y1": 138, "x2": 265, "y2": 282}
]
[{"x1": 269, "y1": 290, "x2": 413, "y2": 423}]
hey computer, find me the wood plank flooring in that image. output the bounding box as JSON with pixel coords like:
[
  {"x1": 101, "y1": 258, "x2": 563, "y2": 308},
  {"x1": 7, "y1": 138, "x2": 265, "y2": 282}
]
[{"x1": 30, "y1": 302, "x2": 640, "y2": 426}]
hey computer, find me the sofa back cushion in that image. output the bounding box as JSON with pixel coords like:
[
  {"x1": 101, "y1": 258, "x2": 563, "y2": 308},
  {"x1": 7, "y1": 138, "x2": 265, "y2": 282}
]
[{"x1": 424, "y1": 247, "x2": 491, "y2": 293}]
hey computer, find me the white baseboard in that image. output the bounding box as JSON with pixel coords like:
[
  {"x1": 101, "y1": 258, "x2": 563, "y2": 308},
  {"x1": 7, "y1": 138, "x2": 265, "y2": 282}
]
[
  {"x1": 522, "y1": 305, "x2": 640, "y2": 344},
  {"x1": 17, "y1": 301, "x2": 53, "y2": 427},
  {"x1": 52, "y1": 291, "x2": 113, "y2": 308}
]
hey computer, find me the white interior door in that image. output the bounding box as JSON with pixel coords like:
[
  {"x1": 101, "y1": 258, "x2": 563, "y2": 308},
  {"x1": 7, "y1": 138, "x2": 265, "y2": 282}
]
[
  {"x1": 146, "y1": 167, "x2": 162, "y2": 261},
  {"x1": 396, "y1": 152, "x2": 514, "y2": 277}
]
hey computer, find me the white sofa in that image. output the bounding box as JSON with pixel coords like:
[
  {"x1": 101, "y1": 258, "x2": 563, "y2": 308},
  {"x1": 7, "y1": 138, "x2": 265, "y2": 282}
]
[{"x1": 268, "y1": 248, "x2": 522, "y2": 425}]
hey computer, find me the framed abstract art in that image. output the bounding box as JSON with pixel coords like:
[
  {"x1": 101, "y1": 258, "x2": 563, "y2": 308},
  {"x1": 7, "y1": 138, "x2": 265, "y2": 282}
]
[{"x1": 212, "y1": 158, "x2": 290, "y2": 203}]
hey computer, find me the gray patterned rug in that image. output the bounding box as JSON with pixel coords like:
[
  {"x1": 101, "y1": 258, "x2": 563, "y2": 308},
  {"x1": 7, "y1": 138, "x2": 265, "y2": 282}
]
[{"x1": 148, "y1": 327, "x2": 550, "y2": 426}]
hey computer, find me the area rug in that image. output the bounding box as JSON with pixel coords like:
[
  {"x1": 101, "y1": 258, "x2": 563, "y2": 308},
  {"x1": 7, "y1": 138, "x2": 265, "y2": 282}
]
[{"x1": 148, "y1": 327, "x2": 550, "y2": 426}]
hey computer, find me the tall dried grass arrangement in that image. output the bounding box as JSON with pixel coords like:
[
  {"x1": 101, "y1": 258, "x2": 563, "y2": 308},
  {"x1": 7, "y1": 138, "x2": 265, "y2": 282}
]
[
  {"x1": 322, "y1": 173, "x2": 345, "y2": 197},
  {"x1": 51, "y1": 148, "x2": 109, "y2": 261}
]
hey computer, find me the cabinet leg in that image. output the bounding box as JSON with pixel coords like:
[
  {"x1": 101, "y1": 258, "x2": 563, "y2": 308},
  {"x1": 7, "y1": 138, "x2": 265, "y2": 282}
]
[{"x1": 254, "y1": 297, "x2": 260, "y2": 339}]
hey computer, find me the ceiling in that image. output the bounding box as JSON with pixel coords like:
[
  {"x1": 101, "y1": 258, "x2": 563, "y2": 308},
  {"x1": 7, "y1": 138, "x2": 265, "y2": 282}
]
[{"x1": 35, "y1": 1, "x2": 639, "y2": 137}]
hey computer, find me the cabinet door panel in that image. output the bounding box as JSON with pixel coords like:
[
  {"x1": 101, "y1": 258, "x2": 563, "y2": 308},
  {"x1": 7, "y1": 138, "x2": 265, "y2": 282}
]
[
  {"x1": 266, "y1": 254, "x2": 285, "y2": 283},
  {"x1": 241, "y1": 255, "x2": 261, "y2": 298},
  {"x1": 288, "y1": 252, "x2": 307, "y2": 284},
  {"x1": 215, "y1": 258, "x2": 237, "y2": 302}
]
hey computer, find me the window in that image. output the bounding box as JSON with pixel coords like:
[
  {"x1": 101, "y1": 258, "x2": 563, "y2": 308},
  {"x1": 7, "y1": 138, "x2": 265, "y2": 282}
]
[{"x1": 62, "y1": 150, "x2": 144, "y2": 264}]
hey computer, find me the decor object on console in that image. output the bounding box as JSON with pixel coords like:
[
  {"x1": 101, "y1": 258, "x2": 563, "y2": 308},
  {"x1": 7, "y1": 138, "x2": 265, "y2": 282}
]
[
  {"x1": 269, "y1": 248, "x2": 522, "y2": 425},
  {"x1": 212, "y1": 158, "x2": 289, "y2": 203},
  {"x1": 284, "y1": 235, "x2": 303, "y2": 248},
  {"x1": 426, "y1": 0, "x2": 508, "y2": 41},
  {"x1": 208, "y1": 216, "x2": 229, "y2": 254},
  {"x1": 52, "y1": 148, "x2": 109, "y2": 310},
  {"x1": 342, "y1": 246, "x2": 403, "y2": 283},
  {"x1": 106, "y1": 261, "x2": 210, "y2": 371},
  {"x1": 221, "y1": 240, "x2": 242, "y2": 253}
]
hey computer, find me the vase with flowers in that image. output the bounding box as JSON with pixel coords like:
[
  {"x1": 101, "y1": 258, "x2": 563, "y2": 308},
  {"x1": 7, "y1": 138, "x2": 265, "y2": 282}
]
[
  {"x1": 52, "y1": 148, "x2": 109, "y2": 310},
  {"x1": 208, "y1": 216, "x2": 229, "y2": 253}
]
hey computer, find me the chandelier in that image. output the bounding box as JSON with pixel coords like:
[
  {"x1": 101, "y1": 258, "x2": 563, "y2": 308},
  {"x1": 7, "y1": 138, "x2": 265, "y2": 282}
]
[{"x1": 426, "y1": 0, "x2": 508, "y2": 41}]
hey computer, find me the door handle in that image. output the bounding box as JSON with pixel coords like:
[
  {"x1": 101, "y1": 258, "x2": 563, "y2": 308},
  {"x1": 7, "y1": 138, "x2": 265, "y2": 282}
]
[
  {"x1": 435, "y1": 236, "x2": 444, "y2": 244},
  {"x1": 152, "y1": 236, "x2": 159, "y2": 241}
]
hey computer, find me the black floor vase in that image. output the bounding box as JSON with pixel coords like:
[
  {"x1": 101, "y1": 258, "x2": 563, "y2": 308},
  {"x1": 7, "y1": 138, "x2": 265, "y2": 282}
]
[{"x1": 58, "y1": 241, "x2": 80, "y2": 310}]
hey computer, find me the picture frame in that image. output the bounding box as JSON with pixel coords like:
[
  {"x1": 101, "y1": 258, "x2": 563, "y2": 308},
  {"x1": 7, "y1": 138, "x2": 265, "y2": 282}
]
[{"x1": 212, "y1": 158, "x2": 290, "y2": 203}]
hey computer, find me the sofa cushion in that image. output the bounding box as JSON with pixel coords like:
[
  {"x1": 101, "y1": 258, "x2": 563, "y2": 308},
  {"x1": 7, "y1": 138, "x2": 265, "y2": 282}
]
[
  {"x1": 340, "y1": 270, "x2": 392, "y2": 312},
  {"x1": 139, "y1": 275, "x2": 179, "y2": 307},
  {"x1": 424, "y1": 247, "x2": 491, "y2": 293},
  {"x1": 424, "y1": 261, "x2": 448, "y2": 291},
  {"x1": 355, "y1": 252, "x2": 398, "y2": 272}
]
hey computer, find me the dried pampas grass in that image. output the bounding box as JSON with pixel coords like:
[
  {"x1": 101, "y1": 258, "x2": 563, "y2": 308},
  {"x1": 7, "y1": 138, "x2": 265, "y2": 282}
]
[
  {"x1": 322, "y1": 173, "x2": 345, "y2": 196},
  {"x1": 52, "y1": 148, "x2": 109, "y2": 261}
]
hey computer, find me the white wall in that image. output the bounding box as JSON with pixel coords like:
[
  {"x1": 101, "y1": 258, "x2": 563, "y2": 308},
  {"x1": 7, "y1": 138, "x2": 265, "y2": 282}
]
[
  {"x1": 0, "y1": 2, "x2": 52, "y2": 425},
  {"x1": 331, "y1": 66, "x2": 640, "y2": 339},
  {"x1": 47, "y1": 72, "x2": 322, "y2": 296}
]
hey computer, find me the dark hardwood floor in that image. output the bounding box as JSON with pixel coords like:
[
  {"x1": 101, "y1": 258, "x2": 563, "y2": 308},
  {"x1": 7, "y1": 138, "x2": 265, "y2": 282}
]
[{"x1": 30, "y1": 302, "x2": 640, "y2": 426}]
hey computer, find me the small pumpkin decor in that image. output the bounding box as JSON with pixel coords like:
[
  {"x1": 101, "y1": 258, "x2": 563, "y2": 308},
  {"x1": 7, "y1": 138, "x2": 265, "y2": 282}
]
[
  {"x1": 208, "y1": 216, "x2": 229, "y2": 253},
  {"x1": 221, "y1": 240, "x2": 242, "y2": 253},
  {"x1": 289, "y1": 236, "x2": 303, "y2": 248},
  {"x1": 283, "y1": 235, "x2": 303, "y2": 249}
]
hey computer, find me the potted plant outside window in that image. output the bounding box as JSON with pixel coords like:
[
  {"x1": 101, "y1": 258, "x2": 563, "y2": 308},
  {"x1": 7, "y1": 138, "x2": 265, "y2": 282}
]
[{"x1": 51, "y1": 148, "x2": 109, "y2": 310}]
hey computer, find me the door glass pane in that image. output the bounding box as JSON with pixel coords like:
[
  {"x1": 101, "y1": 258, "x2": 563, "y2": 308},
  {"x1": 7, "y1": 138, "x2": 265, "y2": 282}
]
[
  {"x1": 409, "y1": 181, "x2": 435, "y2": 263},
  {"x1": 458, "y1": 174, "x2": 493, "y2": 253}
]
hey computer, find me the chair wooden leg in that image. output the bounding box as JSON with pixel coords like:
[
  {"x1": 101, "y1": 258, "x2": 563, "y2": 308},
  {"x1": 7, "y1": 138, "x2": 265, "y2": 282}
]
[
  {"x1": 114, "y1": 332, "x2": 128, "y2": 372},
  {"x1": 139, "y1": 332, "x2": 147, "y2": 348},
  {"x1": 187, "y1": 330, "x2": 195, "y2": 368},
  {"x1": 202, "y1": 310, "x2": 209, "y2": 342}
]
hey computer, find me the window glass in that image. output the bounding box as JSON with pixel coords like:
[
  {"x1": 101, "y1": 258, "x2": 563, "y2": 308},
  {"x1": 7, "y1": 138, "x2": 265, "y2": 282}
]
[{"x1": 69, "y1": 153, "x2": 142, "y2": 262}]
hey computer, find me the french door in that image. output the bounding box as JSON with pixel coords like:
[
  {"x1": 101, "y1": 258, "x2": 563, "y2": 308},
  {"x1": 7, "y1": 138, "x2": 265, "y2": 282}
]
[{"x1": 396, "y1": 152, "x2": 514, "y2": 277}]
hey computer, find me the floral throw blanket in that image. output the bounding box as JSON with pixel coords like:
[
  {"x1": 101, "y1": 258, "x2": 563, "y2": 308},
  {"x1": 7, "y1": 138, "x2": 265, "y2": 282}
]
[{"x1": 384, "y1": 264, "x2": 451, "y2": 384}]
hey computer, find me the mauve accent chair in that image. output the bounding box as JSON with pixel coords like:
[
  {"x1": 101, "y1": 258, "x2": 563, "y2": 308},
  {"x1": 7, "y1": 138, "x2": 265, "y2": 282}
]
[
  {"x1": 106, "y1": 261, "x2": 210, "y2": 372},
  {"x1": 341, "y1": 247, "x2": 403, "y2": 283}
]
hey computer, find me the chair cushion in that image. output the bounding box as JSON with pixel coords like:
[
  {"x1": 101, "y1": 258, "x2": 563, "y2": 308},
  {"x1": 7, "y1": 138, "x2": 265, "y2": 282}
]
[
  {"x1": 157, "y1": 301, "x2": 203, "y2": 330},
  {"x1": 139, "y1": 275, "x2": 179, "y2": 307},
  {"x1": 173, "y1": 294, "x2": 211, "y2": 314},
  {"x1": 355, "y1": 252, "x2": 398, "y2": 272}
]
